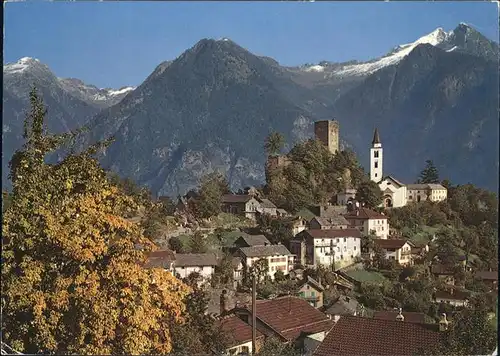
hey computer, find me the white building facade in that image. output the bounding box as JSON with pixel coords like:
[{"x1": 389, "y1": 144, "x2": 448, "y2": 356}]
[
  {"x1": 344, "y1": 208, "x2": 389, "y2": 239},
  {"x1": 369, "y1": 128, "x2": 447, "y2": 208},
  {"x1": 292, "y1": 229, "x2": 362, "y2": 269}
]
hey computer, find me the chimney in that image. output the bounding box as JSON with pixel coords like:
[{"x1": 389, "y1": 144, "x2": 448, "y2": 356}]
[
  {"x1": 220, "y1": 289, "x2": 228, "y2": 315},
  {"x1": 439, "y1": 313, "x2": 449, "y2": 331},
  {"x1": 396, "y1": 308, "x2": 404, "y2": 322}
]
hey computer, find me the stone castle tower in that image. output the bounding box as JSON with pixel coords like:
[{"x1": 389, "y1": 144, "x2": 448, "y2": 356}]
[
  {"x1": 314, "y1": 120, "x2": 340, "y2": 155},
  {"x1": 370, "y1": 128, "x2": 383, "y2": 182}
]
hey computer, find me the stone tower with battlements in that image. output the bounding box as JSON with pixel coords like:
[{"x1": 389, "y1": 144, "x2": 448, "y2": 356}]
[{"x1": 314, "y1": 120, "x2": 340, "y2": 155}]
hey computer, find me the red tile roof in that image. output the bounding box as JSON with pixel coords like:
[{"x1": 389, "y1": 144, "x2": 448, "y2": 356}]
[
  {"x1": 303, "y1": 228, "x2": 362, "y2": 239},
  {"x1": 373, "y1": 311, "x2": 427, "y2": 324},
  {"x1": 219, "y1": 315, "x2": 264, "y2": 347},
  {"x1": 344, "y1": 207, "x2": 387, "y2": 220},
  {"x1": 373, "y1": 238, "x2": 410, "y2": 250},
  {"x1": 313, "y1": 316, "x2": 442, "y2": 356},
  {"x1": 243, "y1": 296, "x2": 334, "y2": 341}
]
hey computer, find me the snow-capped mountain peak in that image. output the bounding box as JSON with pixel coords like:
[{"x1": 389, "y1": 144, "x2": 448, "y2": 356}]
[
  {"x1": 323, "y1": 27, "x2": 452, "y2": 77},
  {"x1": 4, "y1": 57, "x2": 44, "y2": 74}
]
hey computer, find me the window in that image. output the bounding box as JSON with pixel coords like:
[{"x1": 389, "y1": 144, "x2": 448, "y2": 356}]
[
  {"x1": 354, "y1": 246, "x2": 357, "y2": 250},
  {"x1": 340, "y1": 255, "x2": 344, "y2": 260},
  {"x1": 374, "y1": 150, "x2": 379, "y2": 158},
  {"x1": 242, "y1": 346, "x2": 250, "y2": 354},
  {"x1": 374, "y1": 161, "x2": 378, "y2": 168},
  {"x1": 375, "y1": 173, "x2": 378, "y2": 178},
  {"x1": 344, "y1": 237, "x2": 346, "y2": 242},
  {"x1": 311, "y1": 291, "x2": 316, "y2": 297}
]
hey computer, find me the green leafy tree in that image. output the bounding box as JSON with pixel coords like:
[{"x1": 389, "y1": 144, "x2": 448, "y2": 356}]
[
  {"x1": 256, "y1": 337, "x2": 300, "y2": 356},
  {"x1": 418, "y1": 160, "x2": 440, "y2": 184},
  {"x1": 170, "y1": 284, "x2": 228, "y2": 355},
  {"x1": 250, "y1": 258, "x2": 269, "y2": 283},
  {"x1": 355, "y1": 180, "x2": 383, "y2": 208},
  {"x1": 189, "y1": 231, "x2": 208, "y2": 253},
  {"x1": 264, "y1": 131, "x2": 285, "y2": 157},
  {"x1": 169, "y1": 235, "x2": 185, "y2": 253},
  {"x1": 2, "y1": 87, "x2": 190, "y2": 355},
  {"x1": 274, "y1": 269, "x2": 286, "y2": 282},
  {"x1": 214, "y1": 253, "x2": 235, "y2": 286},
  {"x1": 194, "y1": 172, "x2": 230, "y2": 220},
  {"x1": 358, "y1": 282, "x2": 386, "y2": 310},
  {"x1": 424, "y1": 307, "x2": 496, "y2": 355}
]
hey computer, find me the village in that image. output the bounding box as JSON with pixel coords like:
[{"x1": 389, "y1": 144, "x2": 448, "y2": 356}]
[{"x1": 141, "y1": 120, "x2": 498, "y2": 356}]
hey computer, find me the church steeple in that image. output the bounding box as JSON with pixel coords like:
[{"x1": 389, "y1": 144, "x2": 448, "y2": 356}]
[
  {"x1": 372, "y1": 128, "x2": 381, "y2": 145},
  {"x1": 370, "y1": 128, "x2": 383, "y2": 182}
]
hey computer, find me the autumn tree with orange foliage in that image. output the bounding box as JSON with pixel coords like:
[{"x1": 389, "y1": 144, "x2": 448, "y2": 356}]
[{"x1": 1, "y1": 87, "x2": 190, "y2": 355}]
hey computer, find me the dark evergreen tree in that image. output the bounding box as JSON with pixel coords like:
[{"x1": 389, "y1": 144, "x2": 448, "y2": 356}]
[{"x1": 418, "y1": 160, "x2": 440, "y2": 184}]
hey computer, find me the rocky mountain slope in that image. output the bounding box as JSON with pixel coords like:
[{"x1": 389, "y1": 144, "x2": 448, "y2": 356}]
[
  {"x1": 3, "y1": 23, "x2": 498, "y2": 195},
  {"x1": 2, "y1": 57, "x2": 134, "y2": 187}
]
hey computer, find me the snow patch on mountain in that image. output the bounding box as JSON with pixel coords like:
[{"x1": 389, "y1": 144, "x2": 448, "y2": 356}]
[
  {"x1": 107, "y1": 87, "x2": 135, "y2": 96},
  {"x1": 4, "y1": 57, "x2": 41, "y2": 74},
  {"x1": 304, "y1": 65, "x2": 325, "y2": 72},
  {"x1": 331, "y1": 28, "x2": 451, "y2": 77}
]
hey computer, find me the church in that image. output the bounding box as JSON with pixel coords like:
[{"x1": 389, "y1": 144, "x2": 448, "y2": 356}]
[{"x1": 369, "y1": 128, "x2": 448, "y2": 208}]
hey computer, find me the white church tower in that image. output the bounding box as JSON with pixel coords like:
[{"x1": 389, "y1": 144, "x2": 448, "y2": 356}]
[{"x1": 370, "y1": 128, "x2": 383, "y2": 182}]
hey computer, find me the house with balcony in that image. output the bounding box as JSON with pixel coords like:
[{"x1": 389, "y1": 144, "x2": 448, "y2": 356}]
[
  {"x1": 222, "y1": 194, "x2": 261, "y2": 220},
  {"x1": 236, "y1": 244, "x2": 294, "y2": 281},
  {"x1": 372, "y1": 239, "x2": 414, "y2": 266},
  {"x1": 297, "y1": 276, "x2": 325, "y2": 308},
  {"x1": 290, "y1": 228, "x2": 361, "y2": 269},
  {"x1": 344, "y1": 207, "x2": 389, "y2": 239}
]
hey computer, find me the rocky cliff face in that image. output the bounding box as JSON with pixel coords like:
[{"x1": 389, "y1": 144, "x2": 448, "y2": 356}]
[{"x1": 3, "y1": 24, "x2": 498, "y2": 195}]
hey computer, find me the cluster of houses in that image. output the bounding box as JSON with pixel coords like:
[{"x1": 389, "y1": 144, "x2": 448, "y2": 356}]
[
  {"x1": 139, "y1": 120, "x2": 500, "y2": 355},
  {"x1": 218, "y1": 292, "x2": 452, "y2": 355}
]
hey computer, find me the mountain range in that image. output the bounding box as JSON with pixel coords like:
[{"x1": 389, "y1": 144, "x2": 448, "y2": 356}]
[{"x1": 3, "y1": 23, "x2": 499, "y2": 196}]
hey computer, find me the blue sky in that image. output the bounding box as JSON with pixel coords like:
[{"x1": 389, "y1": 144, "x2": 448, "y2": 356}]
[{"x1": 4, "y1": 1, "x2": 498, "y2": 88}]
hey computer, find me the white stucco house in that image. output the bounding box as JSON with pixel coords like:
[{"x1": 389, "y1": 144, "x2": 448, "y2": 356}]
[
  {"x1": 236, "y1": 244, "x2": 295, "y2": 280},
  {"x1": 172, "y1": 253, "x2": 219, "y2": 280},
  {"x1": 373, "y1": 239, "x2": 414, "y2": 266},
  {"x1": 291, "y1": 228, "x2": 362, "y2": 269},
  {"x1": 343, "y1": 207, "x2": 389, "y2": 239},
  {"x1": 406, "y1": 183, "x2": 448, "y2": 203}
]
